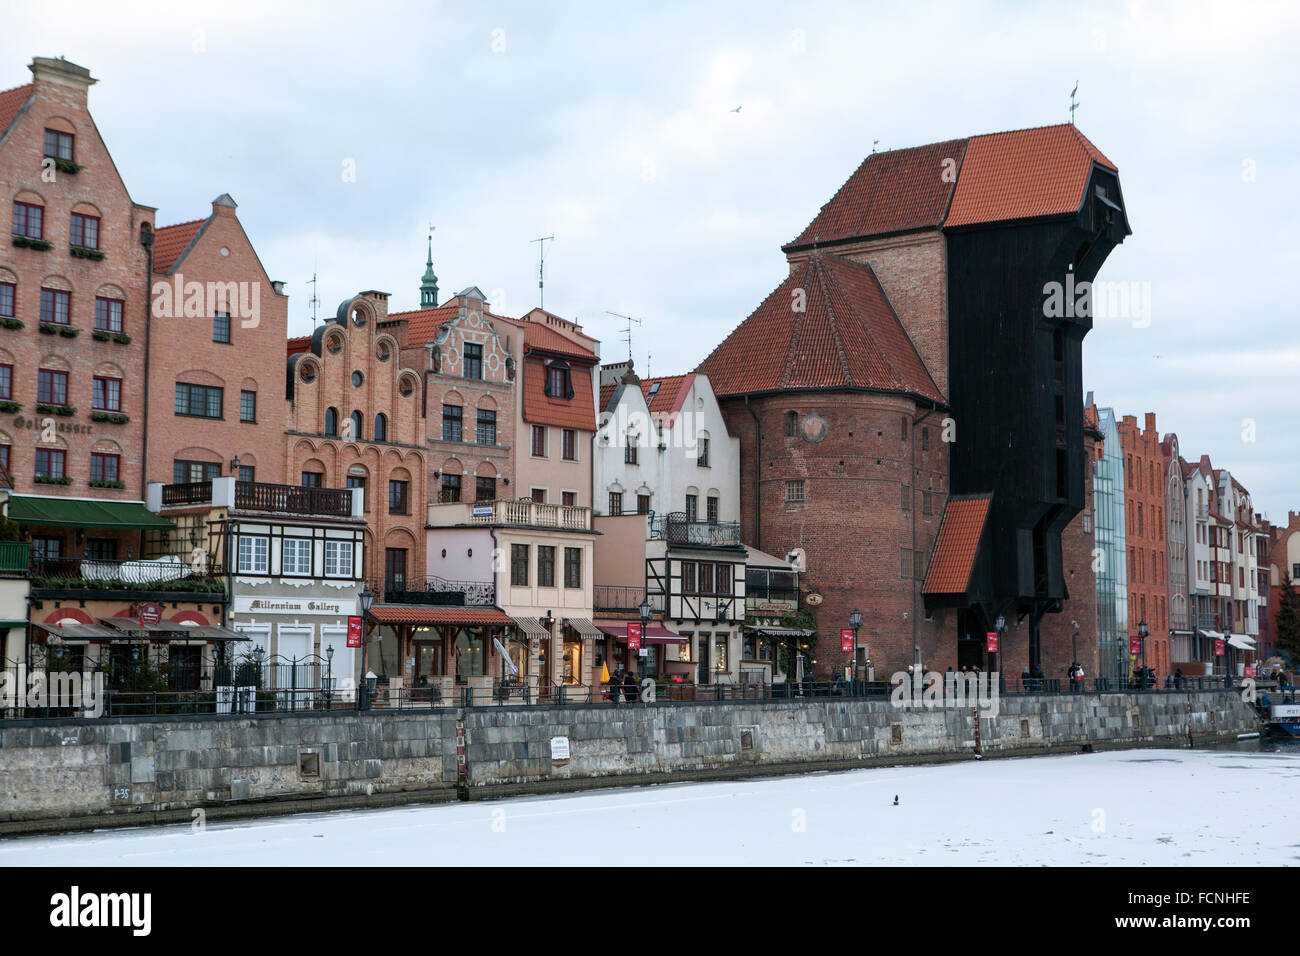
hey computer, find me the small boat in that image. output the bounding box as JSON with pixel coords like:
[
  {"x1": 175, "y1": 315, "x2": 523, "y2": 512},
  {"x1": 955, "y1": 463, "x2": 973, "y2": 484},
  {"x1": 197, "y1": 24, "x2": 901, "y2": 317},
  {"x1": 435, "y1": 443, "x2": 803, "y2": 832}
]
[{"x1": 1266, "y1": 702, "x2": 1300, "y2": 738}]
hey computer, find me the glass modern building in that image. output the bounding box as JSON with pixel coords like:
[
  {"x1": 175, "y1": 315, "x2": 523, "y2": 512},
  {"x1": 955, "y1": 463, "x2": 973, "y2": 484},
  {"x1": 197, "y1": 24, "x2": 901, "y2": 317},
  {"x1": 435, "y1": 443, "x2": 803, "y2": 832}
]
[{"x1": 1095, "y1": 408, "x2": 1130, "y2": 684}]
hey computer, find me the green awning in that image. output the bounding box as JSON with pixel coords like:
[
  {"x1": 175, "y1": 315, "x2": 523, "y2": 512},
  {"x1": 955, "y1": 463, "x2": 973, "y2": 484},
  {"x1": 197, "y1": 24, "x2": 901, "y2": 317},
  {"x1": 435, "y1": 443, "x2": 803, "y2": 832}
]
[{"x1": 7, "y1": 496, "x2": 175, "y2": 531}]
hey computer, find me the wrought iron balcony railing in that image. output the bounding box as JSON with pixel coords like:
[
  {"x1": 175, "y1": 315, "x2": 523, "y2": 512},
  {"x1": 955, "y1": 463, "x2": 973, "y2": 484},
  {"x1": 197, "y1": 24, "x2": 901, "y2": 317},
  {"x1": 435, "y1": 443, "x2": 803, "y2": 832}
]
[
  {"x1": 592, "y1": 585, "x2": 666, "y2": 613},
  {"x1": 367, "y1": 575, "x2": 496, "y2": 607},
  {"x1": 651, "y1": 512, "x2": 742, "y2": 548},
  {"x1": 158, "y1": 479, "x2": 356, "y2": 518},
  {"x1": 30, "y1": 555, "x2": 225, "y2": 592}
]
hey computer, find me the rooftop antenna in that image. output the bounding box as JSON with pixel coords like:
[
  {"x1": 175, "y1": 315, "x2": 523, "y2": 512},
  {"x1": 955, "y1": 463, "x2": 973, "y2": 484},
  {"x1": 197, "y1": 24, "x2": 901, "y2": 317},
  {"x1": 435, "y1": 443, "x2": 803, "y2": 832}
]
[
  {"x1": 871, "y1": 139, "x2": 879, "y2": 153},
  {"x1": 605, "y1": 311, "x2": 642, "y2": 363},
  {"x1": 307, "y1": 265, "x2": 320, "y2": 328},
  {"x1": 1069, "y1": 81, "x2": 1079, "y2": 125},
  {"x1": 531, "y1": 234, "x2": 555, "y2": 310}
]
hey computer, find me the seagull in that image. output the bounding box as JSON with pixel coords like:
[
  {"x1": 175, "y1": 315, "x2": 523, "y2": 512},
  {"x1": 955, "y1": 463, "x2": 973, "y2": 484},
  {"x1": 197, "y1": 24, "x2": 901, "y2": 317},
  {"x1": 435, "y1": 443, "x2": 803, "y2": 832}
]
[{"x1": 730, "y1": 106, "x2": 742, "y2": 113}]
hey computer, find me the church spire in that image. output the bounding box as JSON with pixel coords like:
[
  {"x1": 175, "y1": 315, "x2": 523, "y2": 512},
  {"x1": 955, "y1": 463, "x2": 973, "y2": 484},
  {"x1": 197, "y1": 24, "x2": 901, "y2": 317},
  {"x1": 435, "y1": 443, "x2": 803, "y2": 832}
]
[{"x1": 420, "y1": 228, "x2": 439, "y2": 308}]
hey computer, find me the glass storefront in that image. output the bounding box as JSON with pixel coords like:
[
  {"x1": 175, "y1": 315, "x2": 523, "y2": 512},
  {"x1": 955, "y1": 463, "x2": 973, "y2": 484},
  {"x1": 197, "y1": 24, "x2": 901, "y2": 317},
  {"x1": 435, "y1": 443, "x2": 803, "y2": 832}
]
[
  {"x1": 1096, "y1": 409, "x2": 1130, "y2": 684},
  {"x1": 562, "y1": 635, "x2": 582, "y2": 684},
  {"x1": 454, "y1": 627, "x2": 485, "y2": 682}
]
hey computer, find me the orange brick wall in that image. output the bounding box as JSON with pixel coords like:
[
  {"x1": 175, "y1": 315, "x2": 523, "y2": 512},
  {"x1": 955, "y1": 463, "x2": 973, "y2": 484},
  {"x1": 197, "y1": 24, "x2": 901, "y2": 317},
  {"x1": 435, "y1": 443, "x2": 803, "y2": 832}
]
[{"x1": 1119, "y1": 411, "x2": 1169, "y2": 676}]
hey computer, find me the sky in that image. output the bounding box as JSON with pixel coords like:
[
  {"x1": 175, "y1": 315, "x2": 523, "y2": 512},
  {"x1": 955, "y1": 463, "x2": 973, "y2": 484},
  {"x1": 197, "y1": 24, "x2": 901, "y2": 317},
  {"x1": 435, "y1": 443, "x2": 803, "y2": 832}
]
[{"x1": 4, "y1": 0, "x2": 1298, "y2": 518}]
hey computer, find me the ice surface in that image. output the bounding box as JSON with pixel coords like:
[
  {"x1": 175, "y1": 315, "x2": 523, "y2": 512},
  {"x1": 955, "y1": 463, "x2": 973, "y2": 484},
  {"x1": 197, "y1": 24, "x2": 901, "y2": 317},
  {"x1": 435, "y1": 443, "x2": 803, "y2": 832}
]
[{"x1": 2, "y1": 748, "x2": 1294, "y2": 866}]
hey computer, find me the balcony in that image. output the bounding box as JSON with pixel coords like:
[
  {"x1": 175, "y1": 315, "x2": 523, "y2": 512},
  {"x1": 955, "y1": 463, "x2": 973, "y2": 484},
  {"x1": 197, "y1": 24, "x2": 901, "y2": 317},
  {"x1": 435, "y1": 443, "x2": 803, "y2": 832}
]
[
  {"x1": 0, "y1": 541, "x2": 30, "y2": 574},
  {"x1": 30, "y1": 555, "x2": 225, "y2": 594},
  {"x1": 593, "y1": 584, "x2": 666, "y2": 614},
  {"x1": 367, "y1": 574, "x2": 495, "y2": 607},
  {"x1": 651, "y1": 513, "x2": 742, "y2": 548},
  {"x1": 428, "y1": 498, "x2": 592, "y2": 531},
  {"x1": 153, "y1": 478, "x2": 360, "y2": 518}
]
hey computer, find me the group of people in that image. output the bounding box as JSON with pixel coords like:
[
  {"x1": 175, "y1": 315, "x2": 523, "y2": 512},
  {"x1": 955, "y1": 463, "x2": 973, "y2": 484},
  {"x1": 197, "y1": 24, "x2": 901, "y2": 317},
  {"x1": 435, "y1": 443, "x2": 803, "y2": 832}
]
[{"x1": 605, "y1": 666, "x2": 640, "y2": 703}]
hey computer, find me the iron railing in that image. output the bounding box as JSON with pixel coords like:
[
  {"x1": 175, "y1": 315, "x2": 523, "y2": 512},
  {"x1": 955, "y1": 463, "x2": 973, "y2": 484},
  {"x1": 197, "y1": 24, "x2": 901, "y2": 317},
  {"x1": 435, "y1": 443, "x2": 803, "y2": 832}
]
[
  {"x1": 365, "y1": 574, "x2": 496, "y2": 606},
  {"x1": 592, "y1": 585, "x2": 665, "y2": 613},
  {"x1": 651, "y1": 512, "x2": 742, "y2": 547},
  {"x1": 0, "y1": 541, "x2": 29, "y2": 573},
  {"x1": 29, "y1": 555, "x2": 224, "y2": 591},
  {"x1": 161, "y1": 481, "x2": 213, "y2": 505},
  {"x1": 235, "y1": 481, "x2": 352, "y2": 517}
]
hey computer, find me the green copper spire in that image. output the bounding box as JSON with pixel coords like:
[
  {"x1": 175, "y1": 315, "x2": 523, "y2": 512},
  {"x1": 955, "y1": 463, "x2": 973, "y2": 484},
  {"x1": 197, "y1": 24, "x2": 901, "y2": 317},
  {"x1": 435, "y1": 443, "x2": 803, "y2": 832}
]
[{"x1": 420, "y1": 233, "x2": 439, "y2": 308}]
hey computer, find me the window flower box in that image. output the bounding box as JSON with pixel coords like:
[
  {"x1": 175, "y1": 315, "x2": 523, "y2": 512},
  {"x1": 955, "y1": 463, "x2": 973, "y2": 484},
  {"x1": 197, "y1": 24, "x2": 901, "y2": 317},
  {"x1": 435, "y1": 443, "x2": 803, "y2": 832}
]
[
  {"x1": 36, "y1": 403, "x2": 76, "y2": 416},
  {"x1": 0, "y1": 401, "x2": 21, "y2": 413},
  {"x1": 11, "y1": 236, "x2": 52, "y2": 251},
  {"x1": 70, "y1": 245, "x2": 105, "y2": 261},
  {"x1": 58, "y1": 326, "x2": 79, "y2": 338},
  {"x1": 89, "y1": 479, "x2": 126, "y2": 489},
  {"x1": 54, "y1": 158, "x2": 82, "y2": 175},
  {"x1": 92, "y1": 329, "x2": 111, "y2": 341},
  {"x1": 90, "y1": 412, "x2": 129, "y2": 425},
  {"x1": 38, "y1": 322, "x2": 61, "y2": 335},
  {"x1": 34, "y1": 475, "x2": 72, "y2": 486},
  {"x1": 113, "y1": 332, "x2": 131, "y2": 344},
  {"x1": 0, "y1": 318, "x2": 22, "y2": 330}
]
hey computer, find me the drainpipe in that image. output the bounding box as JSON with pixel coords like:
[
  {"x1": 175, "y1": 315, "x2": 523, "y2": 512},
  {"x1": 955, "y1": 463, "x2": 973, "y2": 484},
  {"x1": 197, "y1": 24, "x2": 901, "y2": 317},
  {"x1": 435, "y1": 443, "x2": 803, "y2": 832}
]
[
  {"x1": 139, "y1": 223, "x2": 154, "y2": 499},
  {"x1": 911, "y1": 400, "x2": 941, "y2": 669}
]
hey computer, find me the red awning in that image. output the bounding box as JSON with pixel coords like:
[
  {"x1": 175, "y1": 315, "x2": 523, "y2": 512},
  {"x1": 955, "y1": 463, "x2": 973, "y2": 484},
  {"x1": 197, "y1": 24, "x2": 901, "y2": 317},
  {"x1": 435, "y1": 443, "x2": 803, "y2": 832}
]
[
  {"x1": 593, "y1": 620, "x2": 687, "y2": 645},
  {"x1": 369, "y1": 606, "x2": 513, "y2": 626}
]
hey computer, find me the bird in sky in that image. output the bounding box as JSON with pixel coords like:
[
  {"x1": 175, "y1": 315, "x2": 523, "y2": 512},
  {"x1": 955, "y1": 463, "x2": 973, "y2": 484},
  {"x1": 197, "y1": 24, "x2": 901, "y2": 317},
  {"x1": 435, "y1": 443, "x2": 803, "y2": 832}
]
[{"x1": 730, "y1": 106, "x2": 741, "y2": 113}]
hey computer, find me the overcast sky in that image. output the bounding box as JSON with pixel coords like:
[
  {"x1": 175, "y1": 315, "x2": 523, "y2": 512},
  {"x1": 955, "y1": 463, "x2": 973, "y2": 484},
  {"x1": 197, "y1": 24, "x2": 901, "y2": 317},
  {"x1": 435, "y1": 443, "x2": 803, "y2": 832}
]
[{"x1": 6, "y1": 1, "x2": 1297, "y2": 518}]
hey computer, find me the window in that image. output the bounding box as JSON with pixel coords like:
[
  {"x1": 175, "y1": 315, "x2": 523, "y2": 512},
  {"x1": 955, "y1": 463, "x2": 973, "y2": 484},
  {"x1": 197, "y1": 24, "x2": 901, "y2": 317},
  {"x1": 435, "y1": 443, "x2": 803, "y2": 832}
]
[
  {"x1": 213, "y1": 311, "x2": 231, "y2": 344},
  {"x1": 37, "y1": 369, "x2": 69, "y2": 406},
  {"x1": 698, "y1": 562, "x2": 715, "y2": 595},
  {"x1": 637, "y1": 494, "x2": 651, "y2": 514},
  {"x1": 686, "y1": 494, "x2": 698, "y2": 522},
  {"x1": 0, "y1": 281, "x2": 13, "y2": 317},
  {"x1": 40, "y1": 288, "x2": 70, "y2": 325},
  {"x1": 32, "y1": 536, "x2": 61, "y2": 563},
  {"x1": 175, "y1": 382, "x2": 223, "y2": 418},
  {"x1": 609, "y1": 491, "x2": 623, "y2": 515},
  {"x1": 681, "y1": 561, "x2": 697, "y2": 594},
  {"x1": 563, "y1": 547, "x2": 582, "y2": 589},
  {"x1": 715, "y1": 563, "x2": 733, "y2": 595},
  {"x1": 35, "y1": 448, "x2": 66, "y2": 479},
  {"x1": 562, "y1": 428, "x2": 576, "y2": 461},
  {"x1": 901, "y1": 548, "x2": 913, "y2": 578},
  {"x1": 94, "y1": 296, "x2": 123, "y2": 333},
  {"x1": 346, "y1": 474, "x2": 365, "y2": 509},
  {"x1": 624, "y1": 441, "x2": 637, "y2": 465},
  {"x1": 325, "y1": 407, "x2": 339, "y2": 436},
  {"x1": 921, "y1": 427, "x2": 930, "y2": 451},
  {"x1": 531, "y1": 488, "x2": 547, "y2": 503},
  {"x1": 384, "y1": 548, "x2": 408, "y2": 592},
  {"x1": 511, "y1": 544, "x2": 529, "y2": 587},
  {"x1": 388, "y1": 479, "x2": 409, "y2": 514},
  {"x1": 282, "y1": 538, "x2": 313, "y2": 576},
  {"x1": 240, "y1": 390, "x2": 256, "y2": 423},
  {"x1": 786, "y1": 411, "x2": 798, "y2": 437},
  {"x1": 785, "y1": 480, "x2": 804, "y2": 503},
  {"x1": 86, "y1": 538, "x2": 117, "y2": 561},
  {"x1": 92, "y1": 376, "x2": 121, "y2": 412},
  {"x1": 324, "y1": 540, "x2": 353, "y2": 578},
  {"x1": 463, "y1": 342, "x2": 483, "y2": 380},
  {"x1": 0, "y1": 364, "x2": 10, "y2": 400},
  {"x1": 442, "y1": 404, "x2": 463, "y2": 442},
  {"x1": 562, "y1": 491, "x2": 577, "y2": 506},
  {"x1": 914, "y1": 550, "x2": 926, "y2": 581},
  {"x1": 173, "y1": 460, "x2": 220, "y2": 483},
  {"x1": 351, "y1": 371, "x2": 363, "y2": 388},
  {"x1": 922, "y1": 491, "x2": 933, "y2": 516},
  {"x1": 538, "y1": 546, "x2": 556, "y2": 587},
  {"x1": 440, "y1": 473, "x2": 462, "y2": 503},
  {"x1": 43, "y1": 129, "x2": 74, "y2": 161},
  {"x1": 475, "y1": 476, "x2": 496, "y2": 501},
  {"x1": 531, "y1": 425, "x2": 547, "y2": 457},
  {"x1": 301, "y1": 471, "x2": 323, "y2": 488},
  {"x1": 238, "y1": 464, "x2": 255, "y2": 483},
  {"x1": 13, "y1": 201, "x2": 43, "y2": 239},
  {"x1": 545, "y1": 362, "x2": 572, "y2": 398},
  {"x1": 349, "y1": 410, "x2": 363, "y2": 441},
  {"x1": 902, "y1": 483, "x2": 911, "y2": 511},
  {"x1": 901, "y1": 416, "x2": 909, "y2": 440},
  {"x1": 374, "y1": 413, "x2": 387, "y2": 442},
  {"x1": 477, "y1": 408, "x2": 496, "y2": 445},
  {"x1": 69, "y1": 213, "x2": 99, "y2": 249},
  {"x1": 238, "y1": 535, "x2": 270, "y2": 574},
  {"x1": 707, "y1": 495, "x2": 719, "y2": 523},
  {"x1": 697, "y1": 437, "x2": 710, "y2": 467}
]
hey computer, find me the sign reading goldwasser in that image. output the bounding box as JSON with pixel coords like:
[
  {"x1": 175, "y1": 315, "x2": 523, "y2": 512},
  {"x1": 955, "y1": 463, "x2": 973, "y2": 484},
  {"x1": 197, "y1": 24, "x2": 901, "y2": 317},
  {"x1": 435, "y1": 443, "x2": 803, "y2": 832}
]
[{"x1": 232, "y1": 596, "x2": 357, "y2": 616}]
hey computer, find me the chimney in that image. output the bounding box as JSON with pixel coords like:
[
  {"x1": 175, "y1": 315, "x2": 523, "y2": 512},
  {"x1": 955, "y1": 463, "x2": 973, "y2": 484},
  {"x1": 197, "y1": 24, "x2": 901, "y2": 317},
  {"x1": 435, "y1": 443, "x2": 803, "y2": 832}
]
[
  {"x1": 1144, "y1": 412, "x2": 1156, "y2": 433},
  {"x1": 29, "y1": 56, "x2": 96, "y2": 99}
]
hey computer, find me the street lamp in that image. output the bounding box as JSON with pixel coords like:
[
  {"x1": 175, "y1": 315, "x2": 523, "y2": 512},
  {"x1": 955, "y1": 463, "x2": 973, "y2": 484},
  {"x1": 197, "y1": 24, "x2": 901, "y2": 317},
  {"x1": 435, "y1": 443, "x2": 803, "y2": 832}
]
[
  {"x1": 358, "y1": 585, "x2": 376, "y2": 711},
  {"x1": 540, "y1": 609, "x2": 556, "y2": 687},
  {"x1": 994, "y1": 614, "x2": 1006, "y2": 692},
  {"x1": 1137, "y1": 619, "x2": 1149, "y2": 687},
  {"x1": 325, "y1": 643, "x2": 334, "y2": 709},
  {"x1": 849, "y1": 608, "x2": 863, "y2": 682}
]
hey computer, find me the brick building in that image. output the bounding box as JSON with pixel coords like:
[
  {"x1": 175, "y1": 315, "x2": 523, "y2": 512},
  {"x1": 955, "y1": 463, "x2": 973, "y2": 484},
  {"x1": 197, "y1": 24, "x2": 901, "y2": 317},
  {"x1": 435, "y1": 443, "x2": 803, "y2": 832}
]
[
  {"x1": 701, "y1": 125, "x2": 1129, "y2": 677},
  {"x1": 1117, "y1": 412, "x2": 1169, "y2": 675},
  {"x1": 286, "y1": 292, "x2": 427, "y2": 596},
  {"x1": 148, "y1": 193, "x2": 289, "y2": 487}
]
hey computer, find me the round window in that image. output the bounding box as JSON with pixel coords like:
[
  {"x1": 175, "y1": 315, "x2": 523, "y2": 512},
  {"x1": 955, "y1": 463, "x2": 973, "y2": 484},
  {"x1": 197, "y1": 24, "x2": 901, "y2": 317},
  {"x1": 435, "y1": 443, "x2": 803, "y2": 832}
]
[
  {"x1": 377, "y1": 342, "x2": 391, "y2": 362},
  {"x1": 326, "y1": 335, "x2": 343, "y2": 354},
  {"x1": 352, "y1": 371, "x2": 363, "y2": 387},
  {"x1": 399, "y1": 377, "x2": 414, "y2": 397},
  {"x1": 351, "y1": 308, "x2": 366, "y2": 328},
  {"x1": 299, "y1": 363, "x2": 316, "y2": 384}
]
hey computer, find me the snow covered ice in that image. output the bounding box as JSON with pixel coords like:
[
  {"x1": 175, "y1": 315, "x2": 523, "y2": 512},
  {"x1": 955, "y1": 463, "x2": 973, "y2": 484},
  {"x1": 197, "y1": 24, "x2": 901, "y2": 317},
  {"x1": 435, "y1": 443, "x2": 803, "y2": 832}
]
[{"x1": 2, "y1": 748, "x2": 1294, "y2": 866}]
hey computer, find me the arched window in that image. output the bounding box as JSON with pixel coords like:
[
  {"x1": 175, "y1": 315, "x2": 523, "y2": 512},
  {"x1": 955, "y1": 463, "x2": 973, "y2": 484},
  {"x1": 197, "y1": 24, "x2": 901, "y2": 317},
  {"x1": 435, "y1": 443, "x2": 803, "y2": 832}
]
[
  {"x1": 324, "y1": 407, "x2": 338, "y2": 437},
  {"x1": 374, "y1": 413, "x2": 388, "y2": 443},
  {"x1": 349, "y1": 410, "x2": 363, "y2": 441}
]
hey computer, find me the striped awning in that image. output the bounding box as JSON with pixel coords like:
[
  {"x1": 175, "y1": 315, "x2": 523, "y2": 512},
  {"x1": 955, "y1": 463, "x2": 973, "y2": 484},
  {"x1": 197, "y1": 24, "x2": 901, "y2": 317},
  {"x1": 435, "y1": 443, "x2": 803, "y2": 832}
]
[
  {"x1": 511, "y1": 616, "x2": 551, "y2": 641},
  {"x1": 565, "y1": 617, "x2": 606, "y2": 640}
]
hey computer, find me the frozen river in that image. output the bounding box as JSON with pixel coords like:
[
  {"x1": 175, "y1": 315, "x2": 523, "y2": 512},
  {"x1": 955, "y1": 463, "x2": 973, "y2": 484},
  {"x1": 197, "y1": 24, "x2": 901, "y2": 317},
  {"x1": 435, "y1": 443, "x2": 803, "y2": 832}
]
[{"x1": 2, "y1": 748, "x2": 1294, "y2": 866}]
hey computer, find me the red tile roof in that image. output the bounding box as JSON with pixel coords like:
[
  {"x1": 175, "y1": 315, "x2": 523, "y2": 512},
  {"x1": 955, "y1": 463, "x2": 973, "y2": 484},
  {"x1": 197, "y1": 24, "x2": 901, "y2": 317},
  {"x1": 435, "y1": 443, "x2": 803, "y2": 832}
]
[
  {"x1": 922, "y1": 495, "x2": 992, "y2": 595},
  {"x1": 523, "y1": 320, "x2": 599, "y2": 362},
  {"x1": 369, "y1": 606, "x2": 513, "y2": 626},
  {"x1": 0, "y1": 83, "x2": 33, "y2": 140},
  {"x1": 522, "y1": 355, "x2": 597, "y2": 431},
  {"x1": 697, "y1": 253, "x2": 944, "y2": 402},
  {"x1": 641, "y1": 373, "x2": 693, "y2": 427},
  {"x1": 388, "y1": 303, "x2": 520, "y2": 348},
  {"x1": 599, "y1": 382, "x2": 618, "y2": 411},
  {"x1": 152, "y1": 218, "x2": 207, "y2": 274},
  {"x1": 785, "y1": 124, "x2": 1117, "y2": 248},
  {"x1": 287, "y1": 335, "x2": 311, "y2": 356}
]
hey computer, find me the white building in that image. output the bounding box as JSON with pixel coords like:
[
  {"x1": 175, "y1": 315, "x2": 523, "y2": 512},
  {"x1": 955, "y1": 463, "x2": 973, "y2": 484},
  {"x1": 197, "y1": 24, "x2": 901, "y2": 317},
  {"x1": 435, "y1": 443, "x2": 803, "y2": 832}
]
[{"x1": 593, "y1": 362, "x2": 740, "y2": 524}]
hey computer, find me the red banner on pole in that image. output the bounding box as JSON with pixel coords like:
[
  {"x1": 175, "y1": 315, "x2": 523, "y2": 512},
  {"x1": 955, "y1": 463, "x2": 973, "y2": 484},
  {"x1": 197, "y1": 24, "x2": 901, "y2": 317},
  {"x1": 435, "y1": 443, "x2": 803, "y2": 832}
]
[
  {"x1": 840, "y1": 628, "x2": 855, "y2": 653},
  {"x1": 627, "y1": 622, "x2": 642, "y2": 651},
  {"x1": 986, "y1": 631, "x2": 998, "y2": 653},
  {"x1": 347, "y1": 616, "x2": 363, "y2": 647},
  {"x1": 1214, "y1": 638, "x2": 1225, "y2": 657},
  {"x1": 1129, "y1": 636, "x2": 1143, "y2": 656}
]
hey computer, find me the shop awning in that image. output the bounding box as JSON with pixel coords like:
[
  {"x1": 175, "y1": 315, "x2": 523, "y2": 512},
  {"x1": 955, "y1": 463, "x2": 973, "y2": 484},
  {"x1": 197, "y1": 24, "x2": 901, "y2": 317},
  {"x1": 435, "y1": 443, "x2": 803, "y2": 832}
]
[
  {"x1": 35, "y1": 621, "x2": 120, "y2": 640},
  {"x1": 511, "y1": 616, "x2": 551, "y2": 641},
  {"x1": 1170, "y1": 629, "x2": 1195, "y2": 636},
  {"x1": 594, "y1": 620, "x2": 687, "y2": 644},
  {"x1": 8, "y1": 495, "x2": 175, "y2": 530},
  {"x1": 369, "y1": 605, "x2": 513, "y2": 626},
  {"x1": 748, "y1": 625, "x2": 814, "y2": 639},
  {"x1": 1228, "y1": 633, "x2": 1256, "y2": 650},
  {"x1": 99, "y1": 619, "x2": 193, "y2": 638},
  {"x1": 182, "y1": 625, "x2": 249, "y2": 641},
  {"x1": 565, "y1": 617, "x2": 606, "y2": 640},
  {"x1": 1199, "y1": 629, "x2": 1225, "y2": 640}
]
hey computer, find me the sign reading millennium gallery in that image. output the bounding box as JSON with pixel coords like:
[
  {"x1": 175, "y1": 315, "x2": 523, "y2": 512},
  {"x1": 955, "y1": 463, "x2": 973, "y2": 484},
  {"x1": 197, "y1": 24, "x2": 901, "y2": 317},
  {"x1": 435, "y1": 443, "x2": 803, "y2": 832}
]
[{"x1": 232, "y1": 597, "x2": 357, "y2": 617}]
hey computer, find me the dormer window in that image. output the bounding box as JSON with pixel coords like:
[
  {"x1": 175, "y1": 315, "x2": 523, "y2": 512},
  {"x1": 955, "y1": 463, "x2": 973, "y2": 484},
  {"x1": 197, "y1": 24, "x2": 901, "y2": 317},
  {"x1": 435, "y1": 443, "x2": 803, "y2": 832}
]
[
  {"x1": 545, "y1": 360, "x2": 573, "y2": 399},
  {"x1": 464, "y1": 342, "x2": 483, "y2": 380},
  {"x1": 43, "y1": 129, "x2": 74, "y2": 161}
]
